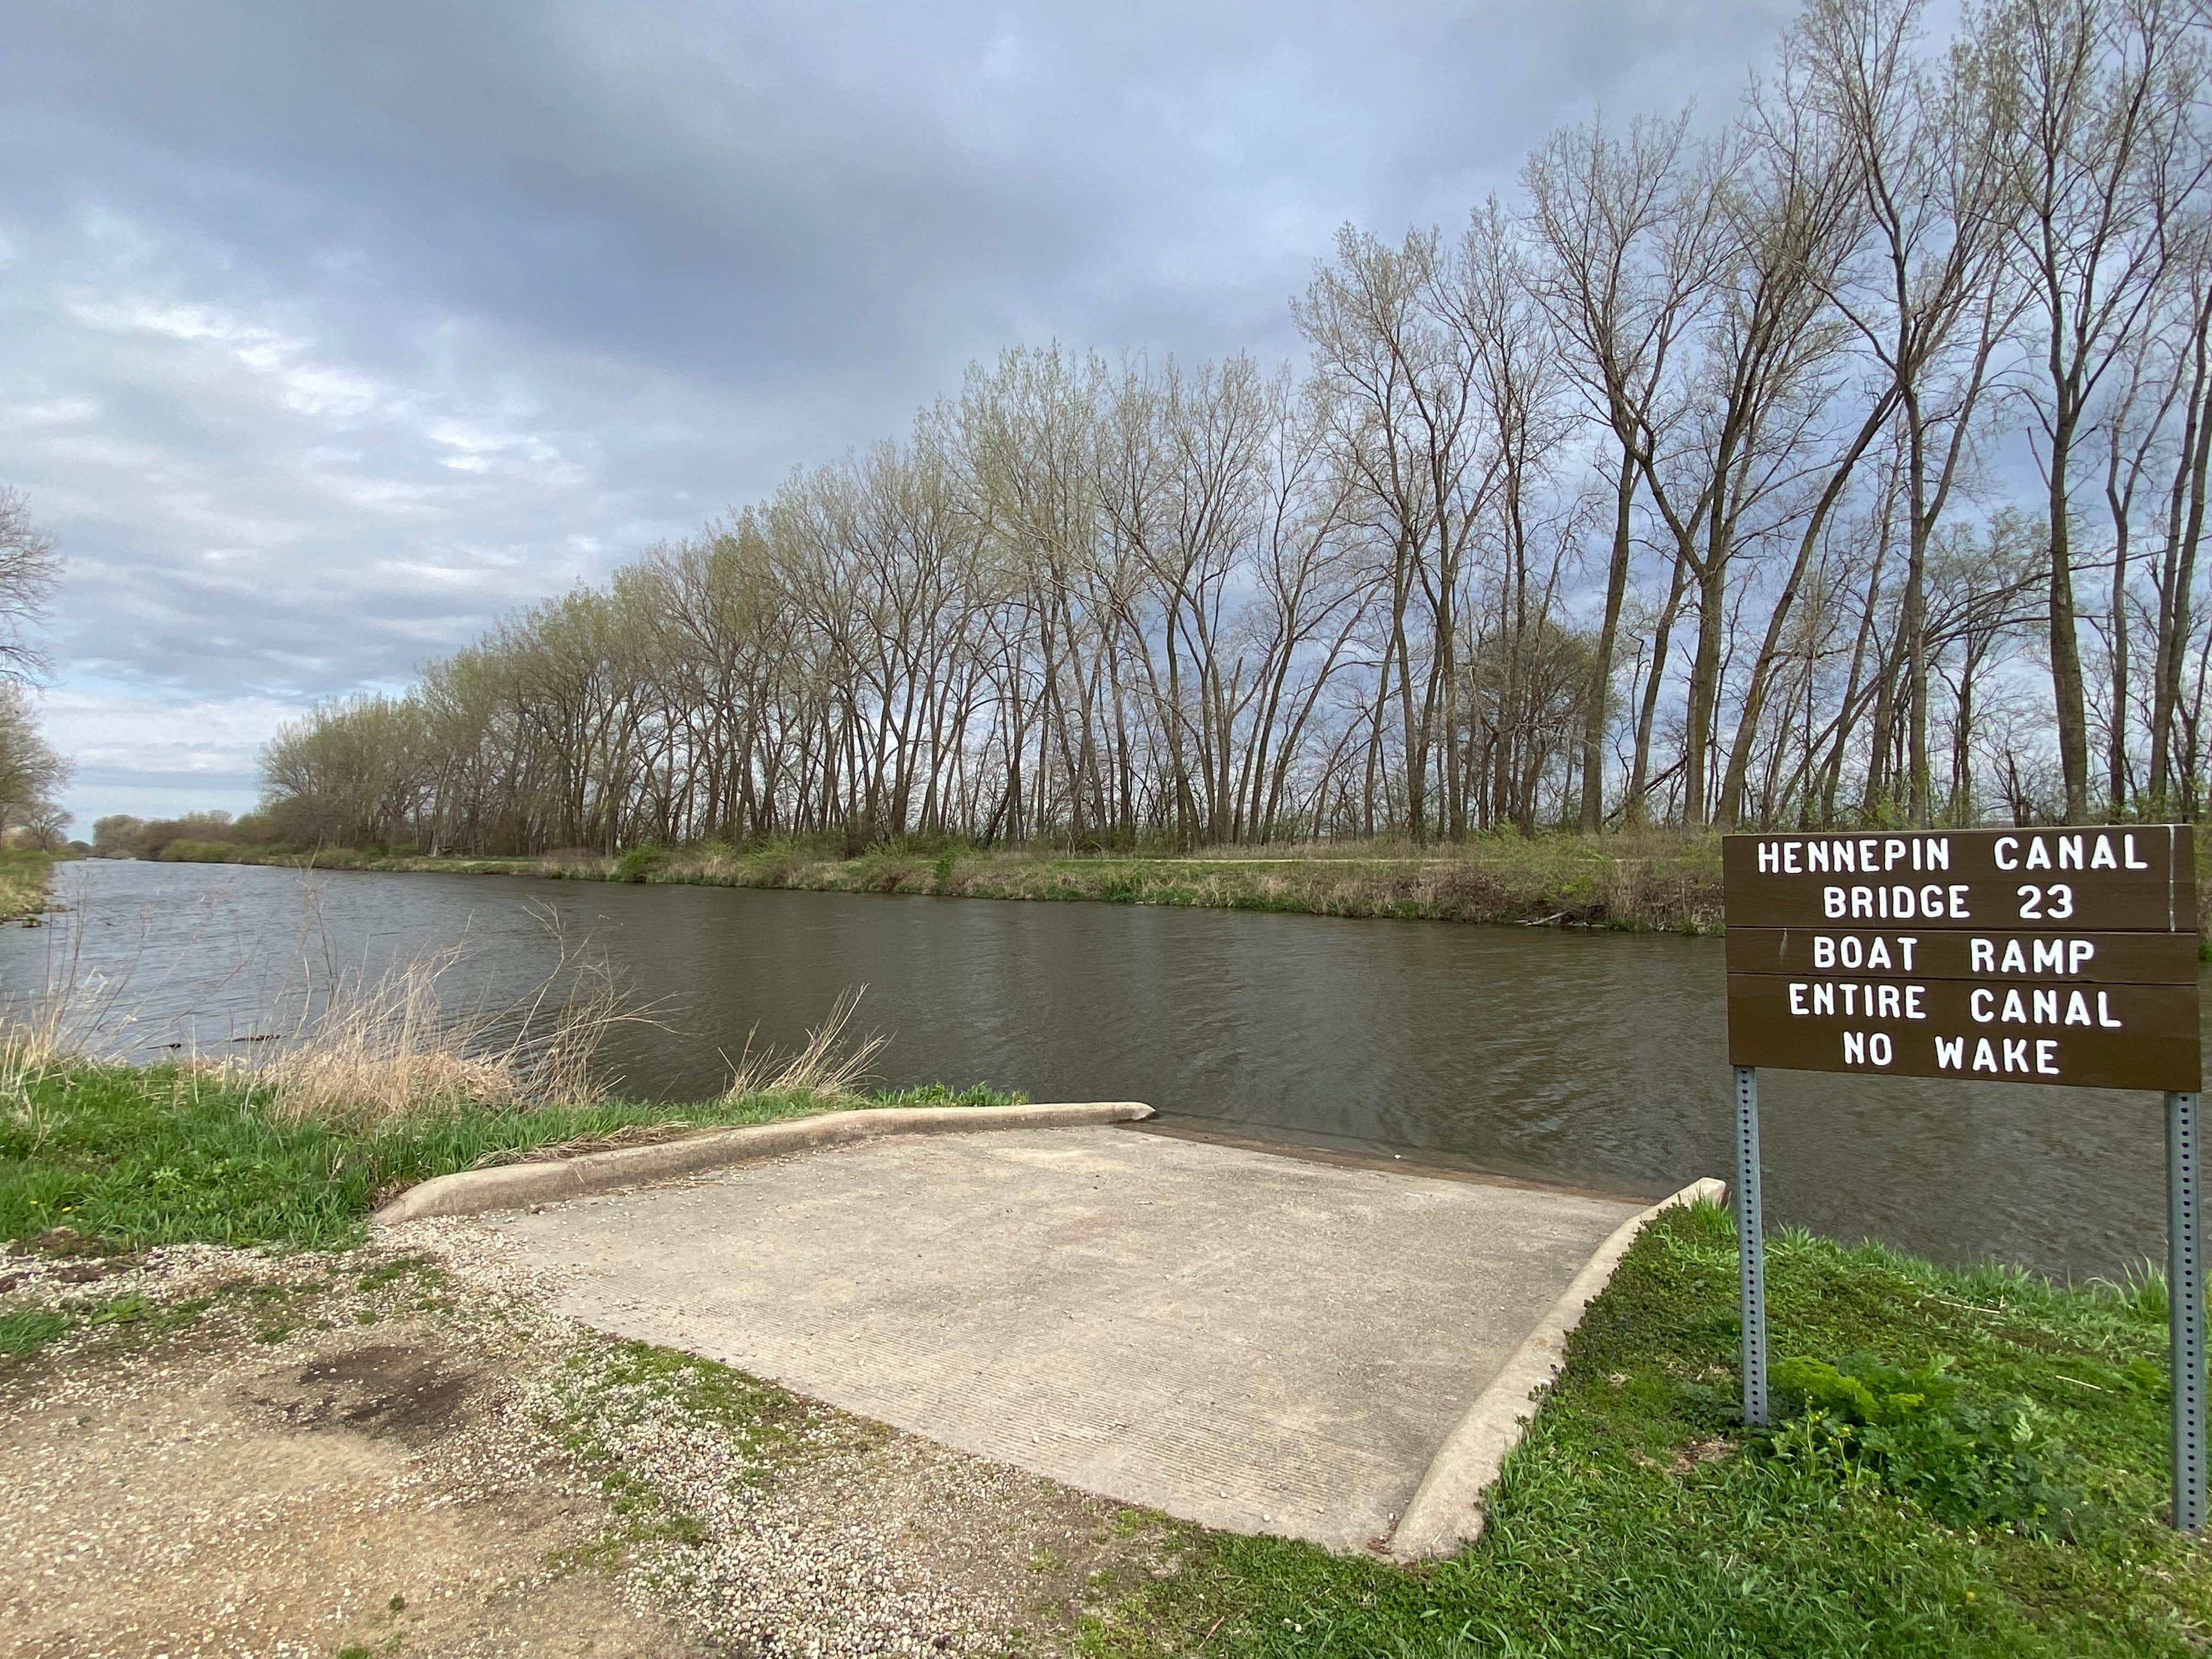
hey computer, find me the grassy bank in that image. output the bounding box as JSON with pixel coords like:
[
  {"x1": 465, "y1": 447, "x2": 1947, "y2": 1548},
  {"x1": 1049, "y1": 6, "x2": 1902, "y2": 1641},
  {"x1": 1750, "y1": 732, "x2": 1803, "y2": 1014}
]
[
  {"x1": 0, "y1": 849, "x2": 55, "y2": 921},
  {"x1": 166, "y1": 827, "x2": 2212, "y2": 941},
  {"x1": 0, "y1": 1057, "x2": 1014, "y2": 1251},
  {"x1": 1072, "y1": 1201, "x2": 2212, "y2": 1656},
  {"x1": 163, "y1": 833, "x2": 1733, "y2": 933}
]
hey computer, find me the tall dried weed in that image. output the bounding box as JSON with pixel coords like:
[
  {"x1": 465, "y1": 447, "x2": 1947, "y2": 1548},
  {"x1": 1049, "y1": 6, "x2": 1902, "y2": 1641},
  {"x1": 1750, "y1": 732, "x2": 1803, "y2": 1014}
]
[
  {"x1": 1, "y1": 884, "x2": 662, "y2": 1128},
  {"x1": 719, "y1": 988, "x2": 885, "y2": 1104},
  {"x1": 250, "y1": 930, "x2": 657, "y2": 1126}
]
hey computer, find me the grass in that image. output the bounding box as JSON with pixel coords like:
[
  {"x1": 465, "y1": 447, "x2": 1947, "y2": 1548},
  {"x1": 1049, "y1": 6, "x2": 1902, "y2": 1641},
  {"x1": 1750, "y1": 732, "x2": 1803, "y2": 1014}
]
[
  {"x1": 0, "y1": 898, "x2": 985, "y2": 1250},
  {"x1": 1075, "y1": 1202, "x2": 2212, "y2": 1658},
  {"x1": 0, "y1": 1057, "x2": 1017, "y2": 1251},
  {"x1": 180, "y1": 831, "x2": 1735, "y2": 934},
  {"x1": 0, "y1": 849, "x2": 55, "y2": 921},
  {"x1": 0, "y1": 1303, "x2": 70, "y2": 1356}
]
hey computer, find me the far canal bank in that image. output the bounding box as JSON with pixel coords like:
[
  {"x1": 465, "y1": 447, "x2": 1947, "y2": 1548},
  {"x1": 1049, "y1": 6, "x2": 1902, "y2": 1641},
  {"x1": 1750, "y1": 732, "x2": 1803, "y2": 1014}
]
[
  {"x1": 136, "y1": 832, "x2": 1736, "y2": 932},
  {"x1": 7, "y1": 856, "x2": 2208, "y2": 1279}
]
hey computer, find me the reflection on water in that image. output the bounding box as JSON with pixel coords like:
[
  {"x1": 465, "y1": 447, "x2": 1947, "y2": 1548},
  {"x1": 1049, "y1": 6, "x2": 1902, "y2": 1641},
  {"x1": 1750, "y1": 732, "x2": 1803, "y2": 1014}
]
[{"x1": 1, "y1": 857, "x2": 2197, "y2": 1279}]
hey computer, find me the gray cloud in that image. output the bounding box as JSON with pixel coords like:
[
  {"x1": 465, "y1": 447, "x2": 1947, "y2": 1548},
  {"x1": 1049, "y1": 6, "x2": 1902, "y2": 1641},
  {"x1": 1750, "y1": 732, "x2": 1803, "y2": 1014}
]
[{"x1": 1, "y1": 0, "x2": 1795, "y2": 823}]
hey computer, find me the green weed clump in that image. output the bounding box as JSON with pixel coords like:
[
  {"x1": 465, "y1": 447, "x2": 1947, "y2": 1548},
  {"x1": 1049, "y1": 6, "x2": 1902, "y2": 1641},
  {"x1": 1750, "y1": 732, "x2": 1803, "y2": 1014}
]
[
  {"x1": 1762, "y1": 1351, "x2": 2118, "y2": 1539},
  {"x1": 0, "y1": 1304, "x2": 69, "y2": 1357},
  {"x1": 612, "y1": 843, "x2": 669, "y2": 883}
]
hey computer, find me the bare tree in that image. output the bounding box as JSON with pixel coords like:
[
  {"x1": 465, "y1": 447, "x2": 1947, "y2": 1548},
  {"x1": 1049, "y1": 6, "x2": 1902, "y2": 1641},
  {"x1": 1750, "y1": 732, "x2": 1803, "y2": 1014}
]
[
  {"x1": 1976, "y1": 0, "x2": 2210, "y2": 818},
  {"x1": 0, "y1": 488, "x2": 60, "y2": 685},
  {"x1": 1658, "y1": 103, "x2": 1862, "y2": 827},
  {"x1": 1296, "y1": 227, "x2": 1491, "y2": 840},
  {"x1": 1797, "y1": 0, "x2": 2022, "y2": 822},
  {"x1": 1525, "y1": 109, "x2": 1723, "y2": 829},
  {"x1": 0, "y1": 683, "x2": 69, "y2": 838}
]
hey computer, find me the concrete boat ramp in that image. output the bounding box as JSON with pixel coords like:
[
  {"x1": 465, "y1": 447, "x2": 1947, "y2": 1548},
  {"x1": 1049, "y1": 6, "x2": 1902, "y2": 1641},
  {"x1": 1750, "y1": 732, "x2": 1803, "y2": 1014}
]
[{"x1": 405, "y1": 1112, "x2": 1712, "y2": 1556}]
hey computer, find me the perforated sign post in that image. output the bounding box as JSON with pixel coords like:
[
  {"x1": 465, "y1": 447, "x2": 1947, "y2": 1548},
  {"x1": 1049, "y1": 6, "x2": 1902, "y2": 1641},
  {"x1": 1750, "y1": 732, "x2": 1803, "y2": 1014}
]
[{"x1": 1722, "y1": 825, "x2": 2204, "y2": 1529}]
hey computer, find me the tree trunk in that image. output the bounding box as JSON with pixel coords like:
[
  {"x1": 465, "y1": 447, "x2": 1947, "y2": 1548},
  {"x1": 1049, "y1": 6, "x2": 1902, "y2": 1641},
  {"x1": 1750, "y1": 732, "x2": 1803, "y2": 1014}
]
[{"x1": 1578, "y1": 444, "x2": 1636, "y2": 832}]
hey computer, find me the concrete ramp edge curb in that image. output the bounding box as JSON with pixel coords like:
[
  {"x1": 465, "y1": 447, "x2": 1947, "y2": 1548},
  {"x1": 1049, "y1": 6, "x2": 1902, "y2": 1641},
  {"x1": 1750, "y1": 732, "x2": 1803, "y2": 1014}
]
[
  {"x1": 1385, "y1": 1173, "x2": 1728, "y2": 1562},
  {"x1": 374, "y1": 1101, "x2": 1156, "y2": 1225}
]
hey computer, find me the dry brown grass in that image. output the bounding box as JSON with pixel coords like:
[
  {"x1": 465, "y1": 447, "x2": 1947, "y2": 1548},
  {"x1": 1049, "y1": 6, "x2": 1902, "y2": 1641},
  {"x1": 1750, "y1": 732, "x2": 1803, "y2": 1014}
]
[
  {"x1": 248, "y1": 935, "x2": 657, "y2": 1127},
  {"x1": 719, "y1": 988, "x2": 886, "y2": 1104},
  {"x1": 0, "y1": 990, "x2": 70, "y2": 1074},
  {"x1": 0, "y1": 890, "x2": 662, "y2": 1127},
  {"x1": 0, "y1": 897, "x2": 136, "y2": 1073}
]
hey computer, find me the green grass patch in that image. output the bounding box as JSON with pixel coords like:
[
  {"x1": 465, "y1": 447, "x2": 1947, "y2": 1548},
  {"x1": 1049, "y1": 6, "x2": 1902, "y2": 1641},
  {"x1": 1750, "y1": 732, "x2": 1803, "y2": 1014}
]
[
  {"x1": 0, "y1": 1289, "x2": 218, "y2": 1363},
  {"x1": 563, "y1": 1339, "x2": 815, "y2": 1474},
  {"x1": 0, "y1": 1059, "x2": 1019, "y2": 1251},
  {"x1": 1081, "y1": 1204, "x2": 2211, "y2": 1658},
  {"x1": 0, "y1": 1304, "x2": 69, "y2": 1358}
]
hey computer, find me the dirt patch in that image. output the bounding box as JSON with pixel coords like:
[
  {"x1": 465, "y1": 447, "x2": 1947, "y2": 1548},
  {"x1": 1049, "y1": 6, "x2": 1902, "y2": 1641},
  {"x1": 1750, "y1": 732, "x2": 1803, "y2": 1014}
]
[
  {"x1": 1, "y1": 1229, "x2": 136, "y2": 1294},
  {"x1": 0, "y1": 1234, "x2": 1189, "y2": 1657},
  {"x1": 6, "y1": 1226, "x2": 128, "y2": 1260},
  {"x1": 0, "y1": 1302, "x2": 709, "y2": 1658},
  {"x1": 242, "y1": 1342, "x2": 482, "y2": 1446}
]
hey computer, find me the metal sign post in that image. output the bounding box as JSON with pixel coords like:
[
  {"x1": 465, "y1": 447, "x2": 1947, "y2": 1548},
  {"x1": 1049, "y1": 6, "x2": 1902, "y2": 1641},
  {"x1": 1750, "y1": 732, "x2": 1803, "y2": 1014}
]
[
  {"x1": 2171, "y1": 1089, "x2": 2205, "y2": 1531},
  {"x1": 1719, "y1": 825, "x2": 2202, "y2": 1528},
  {"x1": 1734, "y1": 1065, "x2": 1767, "y2": 1428}
]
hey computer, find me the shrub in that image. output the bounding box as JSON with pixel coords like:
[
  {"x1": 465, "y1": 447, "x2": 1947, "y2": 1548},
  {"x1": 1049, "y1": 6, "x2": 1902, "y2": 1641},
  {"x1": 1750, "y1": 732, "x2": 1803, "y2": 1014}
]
[
  {"x1": 1763, "y1": 1352, "x2": 2102, "y2": 1539},
  {"x1": 613, "y1": 844, "x2": 668, "y2": 883}
]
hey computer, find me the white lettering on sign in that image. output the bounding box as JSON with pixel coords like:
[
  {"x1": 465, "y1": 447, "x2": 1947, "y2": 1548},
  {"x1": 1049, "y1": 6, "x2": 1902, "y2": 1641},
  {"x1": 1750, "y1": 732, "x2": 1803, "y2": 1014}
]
[
  {"x1": 1788, "y1": 981, "x2": 1928, "y2": 1019},
  {"x1": 1757, "y1": 837, "x2": 1953, "y2": 874},
  {"x1": 1821, "y1": 884, "x2": 1973, "y2": 921},
  {"x1": 1967, "y1": 987, "x2": 2124, "y2": 1028},
  {"x1": 1967, "y1": 937, "x2": 2097, "y2": 975},
  {"x1": 1810, "y1": 935, "x2": 1920, "y2": 970},
  {"x1": 1992, "y1": 832, "x2": 2153, "y2": 872},
  {"x1": 1841, "y1": 1030, "x2": 1895, "y2": 1067},
  {"x1": 1934, "y1": 1035, "x2": 2061, "y2": 1074}
]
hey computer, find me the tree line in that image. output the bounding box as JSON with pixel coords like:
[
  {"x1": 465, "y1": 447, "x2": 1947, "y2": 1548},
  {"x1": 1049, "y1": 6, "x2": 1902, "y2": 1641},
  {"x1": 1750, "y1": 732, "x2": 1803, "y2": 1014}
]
[{"x1": 261, "y1": 0, "x2": 2212, "y2": 854}]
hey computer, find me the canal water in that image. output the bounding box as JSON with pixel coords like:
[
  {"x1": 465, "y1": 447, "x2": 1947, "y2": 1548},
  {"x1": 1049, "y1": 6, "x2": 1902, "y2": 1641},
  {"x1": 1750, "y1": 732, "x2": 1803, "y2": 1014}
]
[{"x1": 2, "y1": 857, "x2": 2194, "y2": 1279}]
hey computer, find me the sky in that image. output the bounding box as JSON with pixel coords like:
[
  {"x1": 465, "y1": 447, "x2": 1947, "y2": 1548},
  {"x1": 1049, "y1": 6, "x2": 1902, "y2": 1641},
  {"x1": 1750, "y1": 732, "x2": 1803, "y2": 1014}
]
[{"x1": 3, "y1": 0, "x2": 1803, "y2": 828}]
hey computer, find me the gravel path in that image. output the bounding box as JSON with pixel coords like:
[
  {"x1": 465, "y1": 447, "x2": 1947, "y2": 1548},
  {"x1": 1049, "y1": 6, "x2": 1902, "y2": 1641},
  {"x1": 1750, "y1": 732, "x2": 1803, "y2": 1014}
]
[{"x1": 0, "y1": 1226, "x2": 1183, "y2": 1657}]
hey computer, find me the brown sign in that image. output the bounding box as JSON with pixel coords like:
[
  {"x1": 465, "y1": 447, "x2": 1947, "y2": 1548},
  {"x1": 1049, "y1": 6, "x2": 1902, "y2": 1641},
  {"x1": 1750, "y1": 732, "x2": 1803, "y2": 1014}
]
[
  {"x1": 1720, "y1": 826, "x2": 2194, "y2": 931},
  {"x1": 1724, "y1": 927, "x2": 2201, "y2": 985},
  {"x1": 1723, "y1": 826, "x2": 2202, "y2": 1091},
  {"x1": 1726, "y1": 973, "x2": 2199, "y2": 1090}
]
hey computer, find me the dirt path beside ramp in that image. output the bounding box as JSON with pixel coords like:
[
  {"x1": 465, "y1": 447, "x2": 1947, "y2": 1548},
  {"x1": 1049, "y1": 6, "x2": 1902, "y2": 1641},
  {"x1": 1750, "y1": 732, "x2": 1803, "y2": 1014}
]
[{"x1": 0, "y1": 1235, "x2": 1187, "y2": 1658}]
